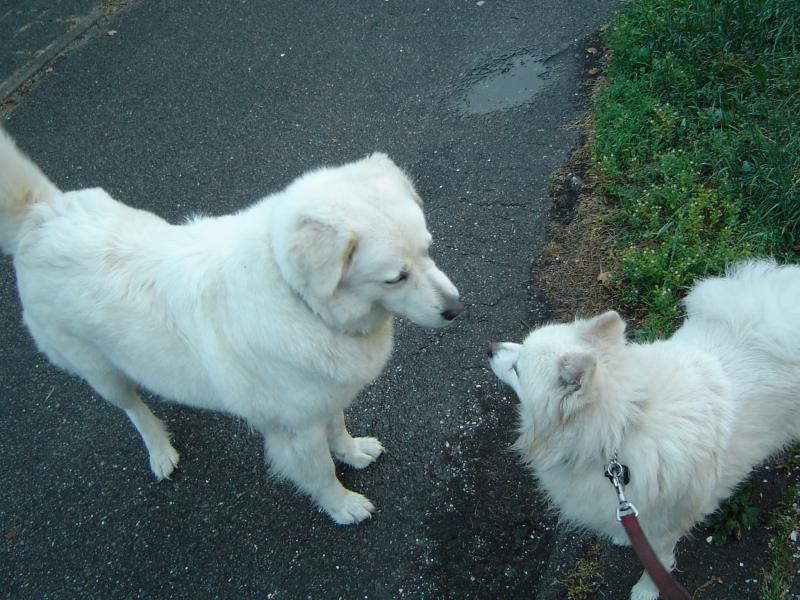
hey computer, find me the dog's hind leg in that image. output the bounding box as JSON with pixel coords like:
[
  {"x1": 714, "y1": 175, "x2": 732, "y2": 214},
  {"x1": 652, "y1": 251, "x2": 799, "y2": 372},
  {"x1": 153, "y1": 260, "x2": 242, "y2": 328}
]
[
  {"x1": 263, "y1": 423, "x2": 374, "y2": 525},
  {"x1": 83, "y1": 368, "x2": 179, "y2": 481},
  {"x1": 24, "y1": 317, "x2": 180, "y2": 481},
  {"x1": 629, "y1": 535, "x2": 677, "y2": 600},
  {"x1": 326, "y1": 411, "x2": 384, "y2": 469}
]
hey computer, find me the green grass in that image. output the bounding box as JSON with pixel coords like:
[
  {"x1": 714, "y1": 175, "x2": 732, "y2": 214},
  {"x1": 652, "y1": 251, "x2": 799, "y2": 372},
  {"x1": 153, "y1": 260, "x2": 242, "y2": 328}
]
[
  {"x1": 590, "y1": 0, "x2": 799, "y2": 337},
  {"x1": 588, "y1": 0, "x2": 800, "y2": 595},
  {"x1": 759, "y1": 482, "x2": 800, "y2": 600}
]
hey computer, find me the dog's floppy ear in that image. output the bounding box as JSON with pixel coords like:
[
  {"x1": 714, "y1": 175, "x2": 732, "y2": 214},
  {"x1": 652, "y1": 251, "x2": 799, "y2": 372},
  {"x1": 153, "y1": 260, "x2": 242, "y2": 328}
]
[
  {"x1": 286, "y1": 218, "x2": 358, "y2": 298},
  {"x1": 579, "y1": 310, "x2": 625, "y2": 345},
  {"x1": 559, "y1": 351, "x2": 596, "y2": 392}
]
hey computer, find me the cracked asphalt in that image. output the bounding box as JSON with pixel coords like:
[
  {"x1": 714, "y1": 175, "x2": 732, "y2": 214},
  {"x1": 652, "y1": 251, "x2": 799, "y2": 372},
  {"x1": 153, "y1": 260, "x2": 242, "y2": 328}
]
[{"x1": 0, "y1": 1, "x2": 622, "y2": 598}]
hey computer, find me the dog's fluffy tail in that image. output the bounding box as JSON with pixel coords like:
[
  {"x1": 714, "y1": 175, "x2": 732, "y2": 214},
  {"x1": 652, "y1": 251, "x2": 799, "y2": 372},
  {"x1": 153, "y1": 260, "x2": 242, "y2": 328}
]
[
  {"x1": 0, "y1": 128, "x2": 61, "y2": 255},
  {"x1": 685, "y1": 258, "x2": 800, "y2": 349}
]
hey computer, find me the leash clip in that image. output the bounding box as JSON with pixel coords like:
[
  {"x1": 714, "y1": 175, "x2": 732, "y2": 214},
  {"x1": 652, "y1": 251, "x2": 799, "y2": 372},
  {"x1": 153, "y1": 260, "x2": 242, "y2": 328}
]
[
  {"x1": 604, "y1": 453, "x2": 638, "y2": 521},
  {"x1": 604, "y1": 456, "x2": 691, "y2": 599}
]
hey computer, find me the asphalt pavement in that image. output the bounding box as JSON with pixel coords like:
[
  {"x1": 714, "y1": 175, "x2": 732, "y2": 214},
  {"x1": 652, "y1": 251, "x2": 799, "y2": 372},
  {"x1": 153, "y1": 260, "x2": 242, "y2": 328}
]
[{"x1": 0, "y1": 1, "x2": 623, "y2": 598}]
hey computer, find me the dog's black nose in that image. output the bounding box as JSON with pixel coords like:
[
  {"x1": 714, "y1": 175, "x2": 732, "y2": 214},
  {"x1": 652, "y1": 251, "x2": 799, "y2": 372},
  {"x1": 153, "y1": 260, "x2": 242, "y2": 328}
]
[
  {"x1": 487, "y1": 341, "x2": 501, "y2": 357},
  {"x1": 441, "y1": 298, "x2": 465, "y2": 321}
]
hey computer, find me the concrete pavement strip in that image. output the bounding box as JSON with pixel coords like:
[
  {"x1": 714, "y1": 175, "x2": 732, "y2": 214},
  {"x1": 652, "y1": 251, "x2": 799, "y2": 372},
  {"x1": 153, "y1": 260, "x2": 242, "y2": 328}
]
[{"x1": 0, "y1": 7, "x2": 102, "y2": 101}]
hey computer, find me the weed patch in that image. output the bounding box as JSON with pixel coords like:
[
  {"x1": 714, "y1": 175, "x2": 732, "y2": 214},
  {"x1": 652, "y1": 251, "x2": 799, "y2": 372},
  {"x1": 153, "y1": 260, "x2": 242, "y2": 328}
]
[
  {"x1": 704, "y1": 483, "x2": 761, "y2": 545},
  {"x1": 759, "y1": 481, "x2": 800, "y2": 600},
  {"x1": 556, "y1": 539, "x2": 604, "y2": 600}
]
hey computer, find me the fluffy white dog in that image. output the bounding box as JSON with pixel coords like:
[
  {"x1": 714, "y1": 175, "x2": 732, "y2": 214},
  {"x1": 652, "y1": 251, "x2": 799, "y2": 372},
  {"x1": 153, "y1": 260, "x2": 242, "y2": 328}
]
[
  {"x1": 0, "y1": 129, "x2": 463, "y2": 525},
  {"x1": 489, "y1": 260, "x2": 800, "y2": 599}
]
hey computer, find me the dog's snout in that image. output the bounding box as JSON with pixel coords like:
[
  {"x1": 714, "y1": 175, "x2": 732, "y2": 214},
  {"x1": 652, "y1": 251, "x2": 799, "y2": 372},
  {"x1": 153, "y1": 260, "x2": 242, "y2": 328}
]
[
  {"x1": 441, "y1": 298, "x2": 465, "y2": 321},
  {"x1": 488, "y1": 341, "x2": 501, "y2": 357}
]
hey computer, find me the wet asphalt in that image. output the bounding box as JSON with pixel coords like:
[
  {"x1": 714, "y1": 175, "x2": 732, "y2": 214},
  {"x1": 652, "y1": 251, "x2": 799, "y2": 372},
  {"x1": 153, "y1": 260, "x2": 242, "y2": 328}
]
[{"x1": 0, "y1": 1, "x2": 622, "y2": 598}]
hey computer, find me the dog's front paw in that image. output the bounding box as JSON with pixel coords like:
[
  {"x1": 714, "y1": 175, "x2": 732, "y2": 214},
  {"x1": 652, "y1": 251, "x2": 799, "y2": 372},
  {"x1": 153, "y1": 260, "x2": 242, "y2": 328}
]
[
  {"x1": 630, "y1": 577, "x2": 660, "y2": 600},
  {"x1": 324, "y1": 491, "x2": 375, "y2": 525},
  {"x1": 612, "y1": 535, "x2": 631, "y2": 548},
  {"x1": 339, "y1": 437, "x2": 384, "y2": 469},
  {"x1": 149, "y1": 443, "x2": 180, "y2": 480}
]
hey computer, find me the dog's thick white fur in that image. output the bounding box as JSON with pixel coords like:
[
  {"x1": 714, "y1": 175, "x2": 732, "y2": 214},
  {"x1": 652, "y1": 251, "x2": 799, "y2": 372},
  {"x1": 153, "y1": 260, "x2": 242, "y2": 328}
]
[
  {"x1": 490, "y1": 260, "x2": 800, "y2": 599},
  {"x1": 0, "y1": 129, "x2": 463, "y2": 525}
]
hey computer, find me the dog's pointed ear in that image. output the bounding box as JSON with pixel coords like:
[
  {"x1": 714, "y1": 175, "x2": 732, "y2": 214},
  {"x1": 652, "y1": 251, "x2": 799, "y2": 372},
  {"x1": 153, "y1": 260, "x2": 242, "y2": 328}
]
[
  {"x1": 558, "y1": 351, "x2": 596, "y2": 392},
  {"x1": 287, "y1": 218, "x2": 358, "y2": 298},
  {"x1": 579, "y1": 310, "x2": 625, "y2": 344}
]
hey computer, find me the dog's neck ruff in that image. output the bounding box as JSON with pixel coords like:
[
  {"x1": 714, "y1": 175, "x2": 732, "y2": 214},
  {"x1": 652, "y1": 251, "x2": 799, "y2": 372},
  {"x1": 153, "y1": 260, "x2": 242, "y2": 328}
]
[{"x1": 291, "y1": 285, "x2": 392, "y2": 337}]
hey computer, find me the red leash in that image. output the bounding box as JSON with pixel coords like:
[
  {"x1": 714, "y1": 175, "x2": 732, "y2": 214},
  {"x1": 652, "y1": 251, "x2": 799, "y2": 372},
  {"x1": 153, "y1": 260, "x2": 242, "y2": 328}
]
[
  {"x1": 620, "y1": 514, "x2": 691, "y2": 599},
  {"x1": 605, "y1": 457, "x2": 691, "y2": 600}
]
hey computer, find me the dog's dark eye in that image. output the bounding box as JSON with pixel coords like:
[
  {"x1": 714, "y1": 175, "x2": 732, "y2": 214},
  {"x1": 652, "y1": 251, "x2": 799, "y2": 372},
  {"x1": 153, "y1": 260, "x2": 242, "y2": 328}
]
[{"x1": 385, "y1": 270, "x2": 409, "y2": 284}]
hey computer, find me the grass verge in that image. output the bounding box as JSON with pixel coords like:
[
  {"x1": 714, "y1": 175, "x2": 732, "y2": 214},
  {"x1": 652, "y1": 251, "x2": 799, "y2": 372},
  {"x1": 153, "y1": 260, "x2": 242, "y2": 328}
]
[
  {"x1": 576, "y1": 0, "x2": 799, "y2": 596},
  {"x1": 590, "y1": 0, "x2": 799, "y2": 339}
]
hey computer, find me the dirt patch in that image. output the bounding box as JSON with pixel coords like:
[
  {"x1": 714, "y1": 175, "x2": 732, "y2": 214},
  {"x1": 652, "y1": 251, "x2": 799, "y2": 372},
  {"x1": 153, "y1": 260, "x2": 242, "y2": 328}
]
[
  {"x1": 532, "y1": 34, "x2": 616, "y2": 324},
  {"x1": 426, "y1": 424, "x2": 557, "y2": 598},
  {"x1": 536, "y1": 142, "x2": 615, "y2": 322}
]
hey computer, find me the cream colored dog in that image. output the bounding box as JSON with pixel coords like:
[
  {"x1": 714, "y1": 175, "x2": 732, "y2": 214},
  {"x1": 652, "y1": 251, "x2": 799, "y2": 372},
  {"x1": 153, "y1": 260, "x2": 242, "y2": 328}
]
[
  {"x1": 490, "y1": 260, "x2": 800, "y2": 599},
  {"x1": 0, "y1": 129, "x2": 463, "y2": 524}
]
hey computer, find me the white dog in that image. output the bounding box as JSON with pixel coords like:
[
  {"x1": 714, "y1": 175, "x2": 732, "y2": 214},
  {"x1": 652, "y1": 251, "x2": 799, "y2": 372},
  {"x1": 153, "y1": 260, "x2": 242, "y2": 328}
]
[
  {"x1": 489, "y1": 260, "x2": 800, "y2": 599},
  {"x1": 0, "y1": 129, "x2": 463, "y2": 525}
]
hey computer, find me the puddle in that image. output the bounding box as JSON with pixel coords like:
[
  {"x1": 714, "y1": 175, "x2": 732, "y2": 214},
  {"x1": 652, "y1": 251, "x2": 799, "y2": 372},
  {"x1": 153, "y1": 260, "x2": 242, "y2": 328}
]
[{"x1": 451, "y1": 52, "x2": 551, "y2": 115}]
